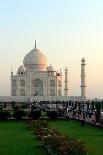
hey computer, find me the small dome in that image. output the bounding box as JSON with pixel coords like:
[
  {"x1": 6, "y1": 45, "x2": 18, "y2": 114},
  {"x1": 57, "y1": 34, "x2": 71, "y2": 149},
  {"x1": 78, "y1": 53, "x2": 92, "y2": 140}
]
[
  {"x1": 47, "y1": 64, "x2": 55, "y2": 72},
  {"x1": 18, "y1": 65, "x2": 26, "y2": 73},
  {"x1": 23, "y1": 43, "x2": 47, "y2": 67},
  {"x1": 81, "y1": 57, "x2": 85, "y2": 62}
]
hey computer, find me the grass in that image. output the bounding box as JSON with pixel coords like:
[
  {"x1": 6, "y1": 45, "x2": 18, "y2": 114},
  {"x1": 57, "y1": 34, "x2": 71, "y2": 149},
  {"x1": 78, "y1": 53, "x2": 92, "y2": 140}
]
[
  {"x1": 0, "y1": 120, "x2": 103, "y2": 155},
  {"x1": 0, "y1": 121, "x2": 47, "y2": 155},
  {"x1": 49, "y1": 120, "x2": 103, "y2": 155}
]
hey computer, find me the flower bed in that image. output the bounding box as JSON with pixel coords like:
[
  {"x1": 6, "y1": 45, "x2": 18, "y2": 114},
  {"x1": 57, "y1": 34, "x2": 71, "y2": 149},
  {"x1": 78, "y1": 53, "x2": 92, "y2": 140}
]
[{"x1": 29, "y1": 120, "x2": 88, "y2": 155}]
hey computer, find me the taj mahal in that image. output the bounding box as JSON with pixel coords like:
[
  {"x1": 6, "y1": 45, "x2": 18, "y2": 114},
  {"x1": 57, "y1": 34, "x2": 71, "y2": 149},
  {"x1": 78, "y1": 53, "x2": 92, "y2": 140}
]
[
  {"x1": 11, "y1": 41, "x2": 62, "y2": 97},
  {"x1": 0, "y1": 41, "x2": 86, "y2": 103}
]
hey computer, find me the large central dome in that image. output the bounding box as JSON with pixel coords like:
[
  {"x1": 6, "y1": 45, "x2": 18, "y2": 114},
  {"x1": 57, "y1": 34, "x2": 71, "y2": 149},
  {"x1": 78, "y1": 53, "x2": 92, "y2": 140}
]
[{"x1": 23, "y1": 42, "x2": 47, "y2": 68}]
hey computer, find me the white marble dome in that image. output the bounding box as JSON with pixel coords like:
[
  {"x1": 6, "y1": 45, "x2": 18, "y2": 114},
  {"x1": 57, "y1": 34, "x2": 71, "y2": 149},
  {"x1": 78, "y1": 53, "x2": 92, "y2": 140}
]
[
  {"x1": 23, "y1": 45, "x2": 47, "y2": 67},
  {"x1": 17, "y1": 65, "x2": 26, "y2": 74},
  {"x1": 18, "y1": 65, "x2": 26, "y2": 73},
  {"x1": 47, "y1": 64, "x2": 55, "y2": 72}
]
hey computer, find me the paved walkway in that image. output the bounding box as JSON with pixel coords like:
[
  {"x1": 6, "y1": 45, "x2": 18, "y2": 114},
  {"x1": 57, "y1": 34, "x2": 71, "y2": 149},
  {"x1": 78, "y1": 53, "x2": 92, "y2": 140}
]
[{"x1": 68, "y1": 112, "x2": 102, "y2": 128}]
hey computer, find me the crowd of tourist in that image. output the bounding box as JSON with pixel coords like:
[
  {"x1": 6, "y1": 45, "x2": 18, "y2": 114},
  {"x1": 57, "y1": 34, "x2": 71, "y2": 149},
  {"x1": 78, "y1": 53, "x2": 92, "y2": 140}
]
[
  {"x1": 0, "y1": 100, "x2": 103, "y2": 128},
  {"x1": 30, "y1": 100, "x2": 103, "y2": 128}
]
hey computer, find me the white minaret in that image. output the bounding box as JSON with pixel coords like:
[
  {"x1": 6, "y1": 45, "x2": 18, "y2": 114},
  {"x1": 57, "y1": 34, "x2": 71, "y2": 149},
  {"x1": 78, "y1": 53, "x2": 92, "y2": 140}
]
[
  {"x1": 64, "y1": 67, "x2": 69, "y2": 96},
  {"x1": 60, "y1": 68, "x2": 62, "y2": 77},
  {"x1": 80, "y1": 58, "x2": 86, "y2": 98},
  {"x1": 11, "y1": 68, "x2": 13, "y2": 77},
  {"x1": 11, "y1": 68, "x2": 13, "y2": 96}
]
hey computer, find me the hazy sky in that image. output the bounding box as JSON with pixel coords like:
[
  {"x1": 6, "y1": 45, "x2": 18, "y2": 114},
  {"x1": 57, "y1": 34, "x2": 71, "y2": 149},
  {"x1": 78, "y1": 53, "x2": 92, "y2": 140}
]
[{"x1": 0, "y1": 0, "x2": 103, "y2": 98}]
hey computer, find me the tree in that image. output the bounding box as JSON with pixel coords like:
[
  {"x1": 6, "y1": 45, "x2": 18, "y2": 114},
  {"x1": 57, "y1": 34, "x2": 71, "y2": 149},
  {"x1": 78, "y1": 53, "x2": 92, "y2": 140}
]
[
  {"x1": 95, "y1": 102, "x2": 101, "y2": 122},
  {"x1": 91, "y1": 101, "x2": 95, "y2": 109}
]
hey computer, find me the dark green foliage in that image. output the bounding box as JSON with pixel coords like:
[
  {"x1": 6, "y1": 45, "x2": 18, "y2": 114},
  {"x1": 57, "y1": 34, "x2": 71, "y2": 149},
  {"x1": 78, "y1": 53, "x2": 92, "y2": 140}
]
[
  {"x1": 95, "y1": 102, "x2": 101, "y2": 111},
  {"x1": 0, "y1": 110, "x2": 10, "y2": 120},
  {"x1": 21, "y1": 104, "x2": 28, "y2": 109},
  {"x1": 87, "y1": 102, "x2": 90, "y2": 109},
  {"x1": 69, "y1": 101, "x2": 72, "y2": 106},
  {"x1": 12, "y1": 101, "x2": 16, "y2": 109},
  {"x1": 4, "y1": 102, "x2": 6, "y2": 108},
  {"x1": 29, "y1": 110, "x2": 41, "y2": 119},
  {"x1": 67, "y1": 137, "x2": 87, "y2": 155},
  {"x1": 13, "y1": 110, "x2": 26, "y2": 120},
  {"x1": 95, "y1": 102, "x2": 101, "y2": 122},
  {"x1": 47, "y1": 110, "x2": 58, "y2": 119},
  {"x1": 0, "y1": 106, "x2": 3, "y2": 111},
  {"x1": 13, "y1": 106, "x2": 19, "y2": 111},
  {"x1": 91, "y1": 101, "x2": 94, "y2": 109}
]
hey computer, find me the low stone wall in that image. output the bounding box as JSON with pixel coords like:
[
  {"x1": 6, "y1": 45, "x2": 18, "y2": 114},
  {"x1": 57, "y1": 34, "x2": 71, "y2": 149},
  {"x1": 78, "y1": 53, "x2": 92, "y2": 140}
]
[{"x1": 0, "y1": 96, "x2": 85, "y2": 103}]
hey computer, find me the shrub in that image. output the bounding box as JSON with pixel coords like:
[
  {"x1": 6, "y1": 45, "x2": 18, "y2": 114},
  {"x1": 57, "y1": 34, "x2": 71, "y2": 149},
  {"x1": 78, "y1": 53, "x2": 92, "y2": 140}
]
[
  {"x1": 13, "y1": 106, "x2": 19, "y2": 111},
  {"x1": 95, "y1": 102, "x2": 101, "y2": 122},
  {"x1": 47, "y1": 110, "x2": 58, "y2": 119},
  {"x1": 29, "y1": 110, "x2": 41, "y2": 120},
  {"x1": 30, "y1": 120, "x2": 88, "y2": 155},
  {"x1": 21, "y1": 104, "x2": 28, "y2": 109},
  {"x1": 0, "y1": 106, "x2": 3, "y2": 111},
  {"x1": 13, "y1": 109, "x2": 26, "y2": 120},
  {"x1": 68, "y1": 137, "x2": 87, "y2": 155},
  {"x1": 43, "y1": 130, "x2": 87, "y2": 155},
  {"x1": 31, "y1": 120, "x2": 48, "y2": 130},
  {"x1": 0, "y1": 111, "x2": 10, "y2": 120}
]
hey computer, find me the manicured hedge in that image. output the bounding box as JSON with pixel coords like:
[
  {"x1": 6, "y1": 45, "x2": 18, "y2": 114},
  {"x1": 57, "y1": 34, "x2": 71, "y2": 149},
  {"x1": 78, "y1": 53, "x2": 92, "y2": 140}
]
[
  {"x1": 47, "y1": 110, "x2": 58, "y2": 119},
  {"x1": 30, "y1": 120, "x2": 88, "y2": 155},
  {"x1": 0, "y1": 111, "x2": 10, "y2": 120},
  {"x1": 29, "y1": 110, "x2": 41, "y2": 119},
  {"x1": 13, "y1": 110, "x2": 26, "y2": 120}
]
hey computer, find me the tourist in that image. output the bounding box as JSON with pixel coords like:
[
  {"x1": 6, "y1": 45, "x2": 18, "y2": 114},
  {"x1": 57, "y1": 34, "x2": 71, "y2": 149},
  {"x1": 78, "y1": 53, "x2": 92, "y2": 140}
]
[
  {"x1": 91, "y1": 114, "x2": 96, "y2": 127},
  {"x1": 100, "y1": 112, "x2": 103, "y2": 128}
]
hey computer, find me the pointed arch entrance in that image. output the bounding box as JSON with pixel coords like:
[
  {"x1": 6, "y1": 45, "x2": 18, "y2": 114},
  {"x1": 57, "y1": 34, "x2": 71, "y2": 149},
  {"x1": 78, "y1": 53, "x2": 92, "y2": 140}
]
[{"x1": 32, "y1": 79, "x2": 43, "y2": 96}]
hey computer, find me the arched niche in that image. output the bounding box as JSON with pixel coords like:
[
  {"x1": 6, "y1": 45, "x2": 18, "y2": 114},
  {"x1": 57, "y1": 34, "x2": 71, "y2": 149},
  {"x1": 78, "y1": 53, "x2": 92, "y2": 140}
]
[
  {"x1": 50, "y1": 89, "x2": 55, "y2": 96},
  {"x1": 50, "y1": 80, "x2": 55, "y2": 87},
  {"x1": 12, "y1": 80, "x2": 16, "y2": 87},
  {"x1": 12, "y1": 88, "x2": 16, "y2": 96},
  {"x1": 20, "y1": 79, "x2": 25, "y2": 87},
  {"x1": 32, "y1": 79, "x2": 43, "y2": 96},
  {"x1": 20, "y1": 89, "x2": 25, "y2": 96}
]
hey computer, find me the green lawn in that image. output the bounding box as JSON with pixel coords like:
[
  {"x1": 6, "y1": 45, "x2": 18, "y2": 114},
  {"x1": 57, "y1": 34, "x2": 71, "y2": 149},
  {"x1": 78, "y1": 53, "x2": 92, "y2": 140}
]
[
  {"x1": 49, "y1": 120, "x2": 103, "y2": 155},
  {"x1": 0, "y1": 121, "x2": 47, "y2": 155},
  {"x1": 0, "y1": 120, "x2": 103, "y2": 155}
]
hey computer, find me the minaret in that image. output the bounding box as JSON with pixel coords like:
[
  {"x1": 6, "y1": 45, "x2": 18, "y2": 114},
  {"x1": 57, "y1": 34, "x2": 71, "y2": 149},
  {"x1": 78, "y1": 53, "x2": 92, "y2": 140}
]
[
  {"x1": 80, "y1": 58, "x2": 86, "y2": 98},
  {"x1": 64, "y1": 67, "x2": 69, "y2": 96},
  {"x1": 35, "y1": 40, "x2": 36, "y2": 48},
  {"x1": 11, "y1": 68, "x2": 13, "y2": 96},
  {"x1": 11, "y1": 68, "x2": 13, "y2": 77}
]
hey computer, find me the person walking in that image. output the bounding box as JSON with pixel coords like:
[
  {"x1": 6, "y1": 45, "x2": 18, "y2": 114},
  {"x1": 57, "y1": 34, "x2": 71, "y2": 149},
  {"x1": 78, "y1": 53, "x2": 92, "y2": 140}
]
[{"x1": 91, "y1": 114, "x2": 96, "y2": 127}]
